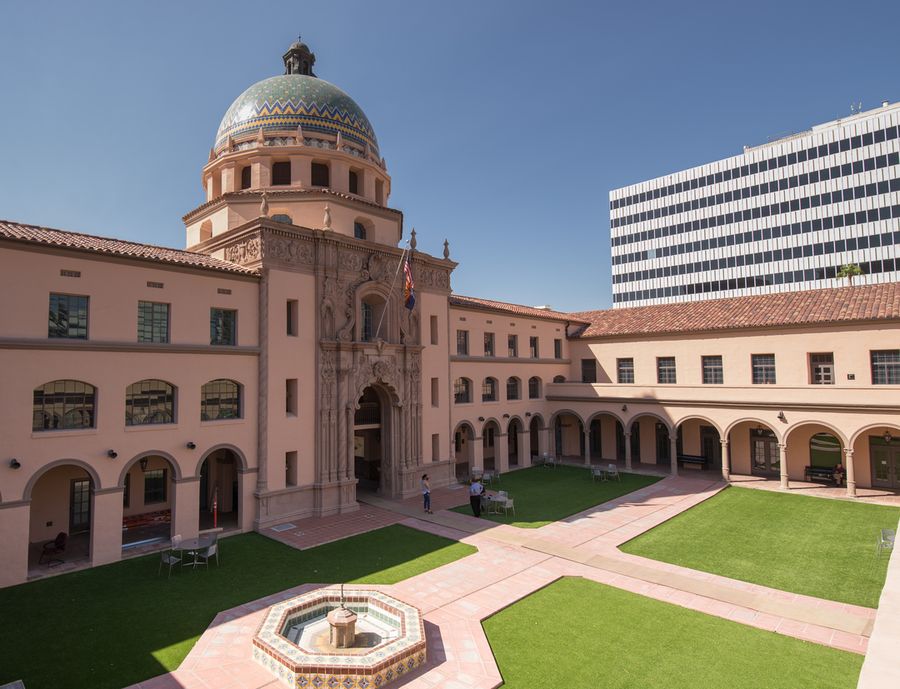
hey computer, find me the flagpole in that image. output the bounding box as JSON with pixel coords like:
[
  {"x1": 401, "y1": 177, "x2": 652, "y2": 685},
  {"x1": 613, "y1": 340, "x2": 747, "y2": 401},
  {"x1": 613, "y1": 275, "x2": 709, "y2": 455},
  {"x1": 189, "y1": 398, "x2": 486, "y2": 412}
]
[{"x1": 374, "y1": 240, "x2": 410, "y2": 341}]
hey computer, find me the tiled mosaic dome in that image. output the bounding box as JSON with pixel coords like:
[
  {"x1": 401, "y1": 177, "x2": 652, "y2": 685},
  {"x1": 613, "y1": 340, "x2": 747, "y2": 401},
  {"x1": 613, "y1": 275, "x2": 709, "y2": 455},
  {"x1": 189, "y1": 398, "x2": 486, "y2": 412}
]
[{"x1": 214, "y1": 75, "x2": 379, "y2": 156}]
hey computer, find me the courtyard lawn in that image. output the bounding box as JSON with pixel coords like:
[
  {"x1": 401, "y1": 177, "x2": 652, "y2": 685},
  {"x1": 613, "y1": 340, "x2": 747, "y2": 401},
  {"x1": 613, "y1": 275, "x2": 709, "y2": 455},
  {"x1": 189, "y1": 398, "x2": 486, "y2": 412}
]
[
  {"x1": 620, "y1": 486, "x2": 900, "y2": 608},
  {"x1": 450, "y1": 464, "x2": 660, "y2": 527},
  {"x1": 484, "y1": 577, "x2": 863, "y2": 689},
  {"x1": 0, "y1": 525, "x2": 475, "y2": 689}
]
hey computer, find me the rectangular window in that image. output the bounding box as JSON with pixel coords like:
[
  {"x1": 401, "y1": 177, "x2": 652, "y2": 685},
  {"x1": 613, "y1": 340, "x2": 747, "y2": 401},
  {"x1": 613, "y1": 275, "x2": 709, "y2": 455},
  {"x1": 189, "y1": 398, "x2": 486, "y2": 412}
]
[
  {"x1": 752, "y1": 354, "x2": 776, "y2": 384},
  {"x1": 430, "y1": 315, "x2": 438, "y2": 345},
  {"x1": 271, "y1": 161, "x2": 291, "y2": 185},
  {"x1": 484, "y1": 332, "x2": 495, "y2": 357},
  {"x1": 49, "y1": 293, "x2": 89, "y2": 339},
  {"x1": 286, "y1": 379, "x2": 298, "y2": 415},
  {"x1": 311, "y1": 162, "x2": 329, "y2": 187},
  {"x1": 508, "y1": 334, "x2": 518, "y2": 357},
  {"x1": 210, "y1": 308, "x2": 237, "y2": 345},
  {"x1": 871, "y1": 350, "x2": 900, "y2": 384},
  {"x1": 657, "y1": 357, "x2": 677, "y2": 384},
  {"x1": 431, "y1": 433, "x2": 440, "y2": 462},
  {"x1": 348, "y1": 169, "x2": 360, "y2": 195},
  {"x1": 701, "y1": 355, "x2": 723, "y2": 384},
  {"x1": 240, "y1": 165, "x2": 252, "y2": 190},
  {"x1": 361, "y1": 302, "x2": 373, "y2": 341},
  {"x1": 456, "y1": 329, "x2": 469, "y2": 356},
  {"x1": 810, "y1": 353, "x2": 834, "y2": 385},
  {"x1": 286, "y1": 451, "x2": 298, "y2": 487},
  {"x1": 507, "y1": 377, "x2": 520, "y2": 400},
  {"x1": 581, "y1": 358, "x2": 597, "y2": 383},
  {"x1": 286, "y1": 300, "x2": 299, "y2": 336},
  {"x1": 617, "y1": 358, "x2": 634, "y2": 384},
  {"x1": 554, "y1": 338, "x2": 563, "y2": 359},
  {"x1": 529, "y1": 336, "x2": 539, "y2": 358},
  {"x1": 143, "y1": 468, "x2": 167, "y2": 504},
  {"x1": 430, "y1": 377, "x2": 439, "y2": 407},
  {"x1": 137, "y1": 301, "x2": 169, "y2": 343}
]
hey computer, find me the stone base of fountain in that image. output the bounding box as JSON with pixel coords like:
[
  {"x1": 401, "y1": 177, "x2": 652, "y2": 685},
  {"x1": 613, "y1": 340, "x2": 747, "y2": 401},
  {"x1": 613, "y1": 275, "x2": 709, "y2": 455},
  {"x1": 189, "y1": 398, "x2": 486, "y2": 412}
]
[{"x1": 253, "y1": 588, "x2": 426, "y2": 688}]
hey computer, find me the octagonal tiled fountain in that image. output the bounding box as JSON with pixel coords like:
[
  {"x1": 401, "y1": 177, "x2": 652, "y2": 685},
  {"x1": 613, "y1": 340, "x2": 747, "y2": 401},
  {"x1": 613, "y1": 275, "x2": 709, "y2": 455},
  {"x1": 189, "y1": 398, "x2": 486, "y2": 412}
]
[{"x1": 252, "y1": 587, "x2": 426, "y2": 688}]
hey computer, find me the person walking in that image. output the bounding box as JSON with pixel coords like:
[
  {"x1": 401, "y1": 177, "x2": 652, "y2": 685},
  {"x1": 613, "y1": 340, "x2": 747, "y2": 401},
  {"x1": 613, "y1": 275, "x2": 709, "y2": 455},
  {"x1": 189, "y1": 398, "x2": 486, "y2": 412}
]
[
  {"x1": 421, "y1": 473, "x2": 432, "y2": 514},
  {"x1": 469, "y1": 477, "x2": 484, "y2": 517}
]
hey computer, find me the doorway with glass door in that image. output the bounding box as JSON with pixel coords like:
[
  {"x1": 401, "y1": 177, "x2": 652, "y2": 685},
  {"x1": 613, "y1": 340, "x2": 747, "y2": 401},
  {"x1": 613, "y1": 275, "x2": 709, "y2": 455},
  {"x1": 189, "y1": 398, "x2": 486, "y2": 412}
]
[
  {"x1": 750, "y1": 428, "x2": 779, "y2": 476},
  {"x1": 871, "y1": 436, "x2": 900, "y2": 489}
]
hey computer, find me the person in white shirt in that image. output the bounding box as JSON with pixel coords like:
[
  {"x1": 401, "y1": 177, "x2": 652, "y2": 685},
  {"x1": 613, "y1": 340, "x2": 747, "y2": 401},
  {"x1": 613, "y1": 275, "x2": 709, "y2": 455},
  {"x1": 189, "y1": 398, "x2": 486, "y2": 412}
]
[{"x1": 469, "y1": 477, "x2": 484, "y2": 517}]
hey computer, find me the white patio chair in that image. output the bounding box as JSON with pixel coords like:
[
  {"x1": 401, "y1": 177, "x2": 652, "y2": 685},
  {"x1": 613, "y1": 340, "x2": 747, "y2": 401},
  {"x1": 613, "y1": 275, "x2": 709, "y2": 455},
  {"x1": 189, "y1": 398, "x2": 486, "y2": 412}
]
[
  {"x1": 158, "y1": 549, "x2": 181, "y2": 577},
  {"x1": 502, "y1": 497, "x2": 516, "y2": 517},
  {"x1": 195, "y1": 543, "x2": 219, "y2": 569},
  {"x1": 606, "y1": 463, "x2": 620, "y2": 481},
  {"x1": 876, "y1": 528, "x2": 895, "y2": 557},
  {"x1": 591, "y1": 466, "x2": 606, "y2": 481}
]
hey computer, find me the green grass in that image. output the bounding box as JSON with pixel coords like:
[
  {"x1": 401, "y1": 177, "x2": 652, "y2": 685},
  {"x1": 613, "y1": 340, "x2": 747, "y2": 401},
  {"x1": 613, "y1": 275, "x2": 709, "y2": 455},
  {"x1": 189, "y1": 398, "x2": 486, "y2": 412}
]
[
  {"x1": 484, "y1": 577, "x2": 863, "y2": 689},
  {"x1": 620, "y1": 486, "x2": 900, "y2": 607},
  {"x1": 0, "y1": 525, "x2": 475, "y2": 689},
  {"x1": 450, "y1": 465, "x2": 661, "y2": 527}
]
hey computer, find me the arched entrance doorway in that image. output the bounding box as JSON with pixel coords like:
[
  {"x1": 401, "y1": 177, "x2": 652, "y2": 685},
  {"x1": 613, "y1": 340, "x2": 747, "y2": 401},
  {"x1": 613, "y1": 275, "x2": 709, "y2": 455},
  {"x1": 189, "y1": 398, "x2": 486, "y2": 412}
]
[
  {"x1": 454, "y1": 422, "x2": 475, "y2": 480},
  {"x1": 354, "y1": 386, "x2": 389, "y2": 493},
  {"x1": 529, "y1": 415, "x2": 542, "y2": 460},
  {"x1": 726, "y1": 420, "x2": 781, "y2": 477},
  {"x1": 27, "y1": 462, "x2": 96, "y2": 572},
  {"x1": 508, "y1": 418, "x2": 522, "y2": 467},
  {"x1": 553, "y1": 412, "x2": 584, "y2": 460},
  {"x1": 483, "y1": 420, "x2": 500, "y2": 471},
  {"x1": 198, "y1": 448, "x2": 242, "y2": 531},
  {"x1": 120, "y1": 454, "x2": 179, "y2": 548}
]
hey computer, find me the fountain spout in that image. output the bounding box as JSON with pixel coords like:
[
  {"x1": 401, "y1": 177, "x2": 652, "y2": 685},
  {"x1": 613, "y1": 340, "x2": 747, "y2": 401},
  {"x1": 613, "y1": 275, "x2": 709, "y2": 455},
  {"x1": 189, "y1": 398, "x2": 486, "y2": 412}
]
[{"x1": 327, "y1": 585, "x2": 358, "y2": 648}]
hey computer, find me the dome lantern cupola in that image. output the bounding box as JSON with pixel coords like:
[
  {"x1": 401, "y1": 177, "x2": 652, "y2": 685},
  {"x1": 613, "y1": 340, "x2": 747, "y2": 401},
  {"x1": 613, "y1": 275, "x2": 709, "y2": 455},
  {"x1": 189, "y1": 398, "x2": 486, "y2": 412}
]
[{"x1": 283, "y1": 37, "x2": 316, "y2": 76}]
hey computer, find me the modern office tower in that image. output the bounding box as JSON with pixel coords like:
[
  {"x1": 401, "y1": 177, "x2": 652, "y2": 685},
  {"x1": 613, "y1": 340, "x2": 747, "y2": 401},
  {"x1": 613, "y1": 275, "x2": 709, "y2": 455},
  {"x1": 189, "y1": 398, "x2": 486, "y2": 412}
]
[{"x1": 610, "y1": 101, "x2": 900, "y2": 307}]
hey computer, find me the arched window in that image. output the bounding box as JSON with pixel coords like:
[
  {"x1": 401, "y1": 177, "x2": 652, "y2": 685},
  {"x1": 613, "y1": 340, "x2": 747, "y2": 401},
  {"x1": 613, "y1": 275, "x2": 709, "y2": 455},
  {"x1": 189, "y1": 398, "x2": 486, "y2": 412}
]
[
  {"x1": 354, "y1": 222, "x2": 367, "y2": 240},
  {"x1": 200, "y1": 379, "x2": 241, "y2": 421},
  {"x1": 528, "y1": 376, "x2": 542, "y2": 399},
  {"x1": 810, "y1": 432, "x2": 842, "y2": 467},
  {"x1": 349, "y1": 169, "x2": 360, "y2": 195},
  {"x1": 454, "y1": 378, "x2": 472, "y2": 404},
  {"x1": 125, "y1": 379, "x2": 175, "y2": 426},
  {"x1": 506, "y1": 377, "x2": 521, "y2": 400},
  {"x1": 553, "y1": 375, "x2": 566, "y2": 383},
  {"x1": 311, "y1": 161, "x2": 330, "y2": 187},
  {"x1": 240, "y1": 165, "x2": 252, "y2": 190},
  {"x1": 360, "y1": 294, "x2": 386, "y2": 341},
  {"x1": 32, "y1": 380, "x2": 96, "y2": 431},
  {"x1": 482, "y1": 377, "x2": 498, "y2": 402},
  {"x1": 199, "y1": 220, "x2": 212, "y2": 242},
  {"x1": 271, "y1": 214, "x2": 292, "y2": 224}
]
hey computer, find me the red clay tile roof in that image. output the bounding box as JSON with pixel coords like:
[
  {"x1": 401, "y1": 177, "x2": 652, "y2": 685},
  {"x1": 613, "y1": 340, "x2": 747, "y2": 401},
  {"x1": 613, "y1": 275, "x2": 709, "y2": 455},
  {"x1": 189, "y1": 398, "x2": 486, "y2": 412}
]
[
  {"x1": 450, "y1": 294, "x2": 588, "y2": 323},
  {"x1": 568, "y1": 282, "x2": 900, "y2": 338},
  {"x1": 0, "y1": 219, "x2": 258, "y2": 276}
]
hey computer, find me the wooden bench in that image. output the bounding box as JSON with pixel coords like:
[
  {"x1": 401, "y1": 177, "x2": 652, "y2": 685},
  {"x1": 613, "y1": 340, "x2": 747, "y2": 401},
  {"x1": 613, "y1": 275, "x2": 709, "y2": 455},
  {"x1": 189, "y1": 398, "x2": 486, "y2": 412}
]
[
  {"x1": 677, "y1": 454, "x2": 710, "y2": 470},
  {"x1": 804, "y1": 465, "x2": 837, "y2": 484}
]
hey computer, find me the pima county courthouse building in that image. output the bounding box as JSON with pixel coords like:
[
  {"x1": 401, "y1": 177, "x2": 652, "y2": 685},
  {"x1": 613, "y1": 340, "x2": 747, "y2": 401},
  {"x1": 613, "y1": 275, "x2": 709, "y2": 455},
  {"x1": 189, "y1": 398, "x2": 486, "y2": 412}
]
[{"x1": 2, "y1": 41, "x2": 900, "y2": 588}]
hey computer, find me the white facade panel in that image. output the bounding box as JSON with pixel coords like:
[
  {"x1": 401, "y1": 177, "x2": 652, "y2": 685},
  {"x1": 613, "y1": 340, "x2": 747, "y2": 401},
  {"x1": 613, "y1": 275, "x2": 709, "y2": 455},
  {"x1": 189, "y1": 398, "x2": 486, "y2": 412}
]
[{"x1": 610, "y1": 102, "x2": 900, "y2": 306}]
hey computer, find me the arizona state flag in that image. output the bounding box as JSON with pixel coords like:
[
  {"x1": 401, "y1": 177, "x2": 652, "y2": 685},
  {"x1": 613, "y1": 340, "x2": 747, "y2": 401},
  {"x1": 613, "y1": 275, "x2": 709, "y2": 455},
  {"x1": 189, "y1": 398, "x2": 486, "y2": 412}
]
[{"x1": 403, "y1": 257, "x2": 416, "y2": 310}]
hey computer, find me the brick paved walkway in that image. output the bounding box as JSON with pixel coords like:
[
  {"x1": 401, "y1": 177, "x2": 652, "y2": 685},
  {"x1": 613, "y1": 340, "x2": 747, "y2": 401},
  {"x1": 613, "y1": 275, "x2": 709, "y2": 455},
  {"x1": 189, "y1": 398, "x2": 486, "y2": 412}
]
[{"x1": 127, "y1": 474, "x2": 877, "y2": 689}]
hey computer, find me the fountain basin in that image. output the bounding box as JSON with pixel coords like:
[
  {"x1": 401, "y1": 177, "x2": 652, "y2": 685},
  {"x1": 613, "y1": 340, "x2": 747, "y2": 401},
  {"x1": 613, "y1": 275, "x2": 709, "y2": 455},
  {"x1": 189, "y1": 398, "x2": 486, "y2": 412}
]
[{"x1": 253, "y1": 588, "x2": 426, "y2": 688}]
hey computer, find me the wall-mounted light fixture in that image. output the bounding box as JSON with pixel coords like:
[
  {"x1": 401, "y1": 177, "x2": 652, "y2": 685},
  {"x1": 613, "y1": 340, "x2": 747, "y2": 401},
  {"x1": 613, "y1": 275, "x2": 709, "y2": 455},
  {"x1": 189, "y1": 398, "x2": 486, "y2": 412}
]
[
  {"x1": 107, "y1": 449, "x2": 118, "y2": 459},
  {"x1": 478, "y1": 416, "x2": 485, "y2": 422},
  {"x1": 525, "y1": 412, "x2": 532, "y2": 417},
  {"x1": 621, "y1": 404, "x2": 627, "y2": 412},
  {"x1": 9, "y1": 458, "x2": 21, "y2": 469},
  {"x1": 186, "y1": 441, "x2": 197, "y2": 450},
  {"x1": 139, "y1": 457, "x2": 150, "y2": 472},
  {"x1": 502, "y1": 413, "x2": 510, "y2": 418},
  {"x1": 777, "y1": 411, "x2": 787, "y2": 422},
  {"x1": 884, "y1": 430, "x2": 894, "y2": 444}
]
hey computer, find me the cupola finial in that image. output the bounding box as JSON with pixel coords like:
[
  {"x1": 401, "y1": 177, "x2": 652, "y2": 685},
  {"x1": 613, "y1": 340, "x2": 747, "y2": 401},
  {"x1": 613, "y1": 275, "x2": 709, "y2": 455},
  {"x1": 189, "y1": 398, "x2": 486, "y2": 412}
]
[{"x1": 283, "y1": 37, "x2": 316, "y2": 76}]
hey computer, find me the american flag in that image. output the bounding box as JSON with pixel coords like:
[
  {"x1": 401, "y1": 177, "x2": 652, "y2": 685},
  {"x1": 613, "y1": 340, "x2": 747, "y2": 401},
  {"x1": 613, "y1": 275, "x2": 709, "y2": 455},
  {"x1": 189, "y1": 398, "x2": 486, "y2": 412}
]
[{"x1": 403, "y1": 256, "x2": 416, "y2": 310}]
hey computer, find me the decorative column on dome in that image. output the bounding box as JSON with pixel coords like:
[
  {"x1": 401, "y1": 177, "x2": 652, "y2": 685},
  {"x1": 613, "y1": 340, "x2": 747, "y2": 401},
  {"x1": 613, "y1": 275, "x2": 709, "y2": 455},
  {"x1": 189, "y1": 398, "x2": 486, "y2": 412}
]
[{"x1": 283, "y1": 38, "x2": 317, "y2": 76}]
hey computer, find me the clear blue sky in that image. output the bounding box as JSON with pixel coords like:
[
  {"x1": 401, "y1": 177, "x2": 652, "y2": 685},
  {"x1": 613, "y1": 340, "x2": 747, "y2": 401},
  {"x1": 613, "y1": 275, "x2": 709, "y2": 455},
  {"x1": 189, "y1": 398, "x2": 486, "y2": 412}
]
[{"x1": 1, "y1": 1, "x2": 898, "y2": 310}]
